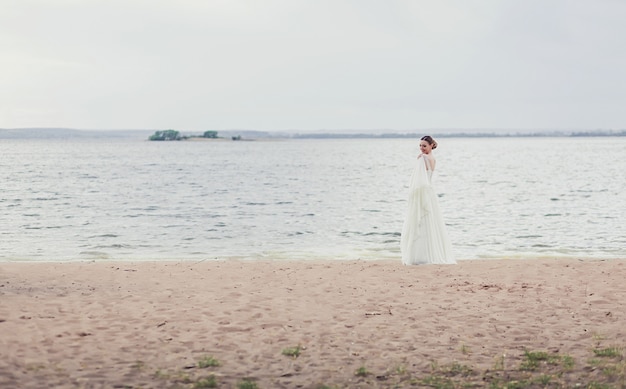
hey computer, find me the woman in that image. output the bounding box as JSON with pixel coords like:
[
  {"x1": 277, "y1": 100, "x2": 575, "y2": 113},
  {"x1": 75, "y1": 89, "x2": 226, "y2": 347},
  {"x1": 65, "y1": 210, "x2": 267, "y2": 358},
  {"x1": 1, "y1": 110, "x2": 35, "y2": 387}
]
[{"x1": 401, "y1": 136, "x2": 455, "y2": 265}]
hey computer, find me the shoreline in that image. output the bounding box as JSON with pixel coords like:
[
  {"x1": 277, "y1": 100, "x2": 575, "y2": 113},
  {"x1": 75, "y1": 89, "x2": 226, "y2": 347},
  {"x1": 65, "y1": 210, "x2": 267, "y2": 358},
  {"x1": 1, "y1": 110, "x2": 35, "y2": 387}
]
[
  {"x1": 1, "y1": 255, "x2": 624, "y2": 263},
  {"x1": 1, "y1": 258, "x2": 624, "y2": 388}
]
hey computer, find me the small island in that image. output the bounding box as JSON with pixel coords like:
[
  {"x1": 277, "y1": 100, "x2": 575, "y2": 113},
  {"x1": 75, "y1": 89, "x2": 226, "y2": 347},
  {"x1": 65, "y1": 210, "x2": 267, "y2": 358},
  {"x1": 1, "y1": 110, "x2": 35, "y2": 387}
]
[
  {"x1": 148, "y1": 130, "x2": 245, "y2": 141},
  {"x1": 148, "y1": 130, "x2": 219, "y2": 141}
]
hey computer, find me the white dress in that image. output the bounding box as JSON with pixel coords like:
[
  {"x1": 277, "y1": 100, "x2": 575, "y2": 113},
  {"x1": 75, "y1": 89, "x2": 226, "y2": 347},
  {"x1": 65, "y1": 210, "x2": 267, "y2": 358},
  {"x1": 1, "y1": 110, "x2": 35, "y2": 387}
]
[{"x1": 401, "y1": 155, "x2": 455, "y2": 265}]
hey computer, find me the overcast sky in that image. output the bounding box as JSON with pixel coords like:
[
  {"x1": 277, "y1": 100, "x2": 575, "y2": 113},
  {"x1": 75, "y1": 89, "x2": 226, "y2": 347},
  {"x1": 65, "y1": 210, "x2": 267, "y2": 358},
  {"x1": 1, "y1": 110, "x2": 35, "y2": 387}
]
[{"x1": 1, "y1": 0, "x2": 625, "y2": 132}]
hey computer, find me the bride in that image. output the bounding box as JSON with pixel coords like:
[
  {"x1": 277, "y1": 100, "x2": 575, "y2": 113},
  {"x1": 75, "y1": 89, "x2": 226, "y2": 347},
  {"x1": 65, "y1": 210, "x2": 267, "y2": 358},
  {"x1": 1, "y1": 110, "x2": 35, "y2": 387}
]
[{"x1": 401, "y1": 136, "x2": 455, "y2": 265}]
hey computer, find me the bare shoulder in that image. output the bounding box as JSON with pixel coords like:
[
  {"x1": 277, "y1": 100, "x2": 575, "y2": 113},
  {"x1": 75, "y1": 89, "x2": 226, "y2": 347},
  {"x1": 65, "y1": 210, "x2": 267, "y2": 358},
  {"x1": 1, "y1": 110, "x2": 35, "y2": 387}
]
[{"x1": 424, "y1": 154, "x2": 437, "y2": 170}]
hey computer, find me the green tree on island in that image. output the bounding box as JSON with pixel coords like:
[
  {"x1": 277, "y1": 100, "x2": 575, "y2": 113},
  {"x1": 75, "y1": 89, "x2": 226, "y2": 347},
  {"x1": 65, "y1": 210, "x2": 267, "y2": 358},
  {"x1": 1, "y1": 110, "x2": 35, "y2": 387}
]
[
  {"x1": 149, "y1": 130, "x2": 181, "y2": 141},
  {"x1": 203, "y1": 131, "x2": 218, "y2": 138}
]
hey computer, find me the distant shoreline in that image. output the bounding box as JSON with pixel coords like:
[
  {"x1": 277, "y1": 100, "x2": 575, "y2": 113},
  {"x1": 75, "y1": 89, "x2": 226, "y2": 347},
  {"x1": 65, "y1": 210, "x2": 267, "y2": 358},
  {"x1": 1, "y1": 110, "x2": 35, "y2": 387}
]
[
  {"x1": 288, "y1": 131, "x2": 626, "y2": 139},
  {"x1": 1, "y1": 127, "x2": 625, "y2": 140}
]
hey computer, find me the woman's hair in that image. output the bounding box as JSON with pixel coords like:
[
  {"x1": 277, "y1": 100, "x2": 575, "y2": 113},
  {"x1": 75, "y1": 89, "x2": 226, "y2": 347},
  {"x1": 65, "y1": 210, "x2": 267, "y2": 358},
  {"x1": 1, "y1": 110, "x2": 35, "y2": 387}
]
[{"x1": 421, "y1": 135, "x2": 438, "y2": 150}]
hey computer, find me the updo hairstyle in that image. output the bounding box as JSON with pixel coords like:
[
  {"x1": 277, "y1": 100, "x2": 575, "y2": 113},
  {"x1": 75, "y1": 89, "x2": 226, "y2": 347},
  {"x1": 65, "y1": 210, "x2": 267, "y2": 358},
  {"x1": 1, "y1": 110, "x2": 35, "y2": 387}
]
[{"x1": 421, "y1": 135, "x2": 438, "y2": 150}]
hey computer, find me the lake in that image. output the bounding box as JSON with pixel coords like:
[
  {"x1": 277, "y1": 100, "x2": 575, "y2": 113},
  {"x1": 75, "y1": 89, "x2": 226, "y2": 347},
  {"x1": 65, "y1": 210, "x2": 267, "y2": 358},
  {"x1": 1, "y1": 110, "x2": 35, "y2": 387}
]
[{"x1": 1, "y1": 136, "x2": 624, "y2": 261}]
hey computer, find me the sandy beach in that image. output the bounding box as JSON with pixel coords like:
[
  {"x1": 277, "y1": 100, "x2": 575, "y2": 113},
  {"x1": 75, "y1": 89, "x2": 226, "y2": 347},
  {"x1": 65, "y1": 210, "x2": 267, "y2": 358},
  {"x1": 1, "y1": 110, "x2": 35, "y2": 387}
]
[{"x1": 1, "y1": 258, "x2": 624, "y2": 388}]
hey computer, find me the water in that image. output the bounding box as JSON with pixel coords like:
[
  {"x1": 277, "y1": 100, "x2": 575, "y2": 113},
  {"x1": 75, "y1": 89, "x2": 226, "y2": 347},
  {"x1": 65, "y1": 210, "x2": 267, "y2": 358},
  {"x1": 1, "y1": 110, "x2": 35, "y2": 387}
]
[{"x1": 1, "y1": 137, "x2": 625, "y2": 262}]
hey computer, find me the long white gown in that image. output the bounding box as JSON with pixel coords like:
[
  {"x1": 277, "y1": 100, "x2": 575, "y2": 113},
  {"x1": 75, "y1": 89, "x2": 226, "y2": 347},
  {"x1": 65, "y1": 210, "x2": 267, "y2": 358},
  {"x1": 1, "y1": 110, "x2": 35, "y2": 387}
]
[{"x1": 401, "y1": 155, "x2": 455, "y2": 265}]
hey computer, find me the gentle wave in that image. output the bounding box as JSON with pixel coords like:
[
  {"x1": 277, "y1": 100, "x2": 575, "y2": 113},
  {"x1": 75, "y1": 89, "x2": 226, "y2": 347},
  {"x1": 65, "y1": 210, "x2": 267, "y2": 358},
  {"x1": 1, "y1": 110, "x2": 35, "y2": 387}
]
[{"x1": 1, "y1": 137, "x2": 625, "y2": 261}]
